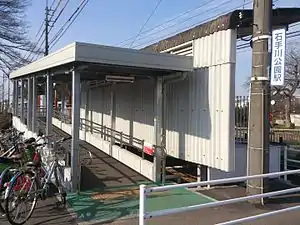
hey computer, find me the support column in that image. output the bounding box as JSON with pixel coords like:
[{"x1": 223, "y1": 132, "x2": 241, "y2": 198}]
[
  {"x1": 109, "y1": 85, "x2": 116, "y2": 155},
  {"x1": 61, "y1": 86, "x2": 65, "y2": 114},
  {"x1": 20, "y1": 80, "x2": 25, "y2": 123},
  {"x1": 13, "y1": 80, "x2": 17, "y2": 115},
  {"x1": 88, "y1": 89, "x2": 93, "y2": 133},
  {"x1": 84, "y1": 89, "x2": 89, "y2": 132},
  {"x1": 154, "y1": 76, "x2": 163, "y2": 183},
  {"x1": 27, "y1": 78, "x2": 33, "y2": 131},
  {"x1": 71, "y1": 69, "x2": 81, "y2": 192},
  {"x1": 16, "y1": 80, "x2": 20, "y2": 117},
  {"x1": 32, "y1": 76, "x2": 37, "y2": 132},
  {"x1": 46, "y1": 74, "x2": 53, "y2": 136}
]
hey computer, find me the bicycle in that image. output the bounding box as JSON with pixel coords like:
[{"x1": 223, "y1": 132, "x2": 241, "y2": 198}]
[
  {"x1": 3, "y1": 136, "x2": 71, "y2": 225},
  {"x1": 0, "y1": 133, "x2": 48, "y2": 214}
]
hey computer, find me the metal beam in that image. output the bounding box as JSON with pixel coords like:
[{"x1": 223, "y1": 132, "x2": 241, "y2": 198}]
[
  {"x1": 88, "y1": 89, "x2": 93, "y2": 132},
  {"x1": 13, "y1": 80, "x2": 17, "y2": 115},
  {"x1": 16, "y1": 80, "x2": 20, "y2": 117},
  {"x1": 46, "y1": 74, "x2": 53, "y2": 136},
  {"x1": 27, "y1": 78, "x2": 33, "y2": 131},
  {"x1": 20, "y1": 80, "x2": 25, "y2": 122},
  {"x1": 32, "y1": 76, "x2": 37, "y2": 132},
  {"x1": 71, "y1": 69, "x2": 81, "y2": 192},
  {"x1": 110, "y1": 84, "x2": 116, "y2": 155},
  {"x1": 154, "y1": 76, "x2": 163, "y2": 183},
  {"x1": 85, "y1": 89, "x2": 89, "y2": 132}
]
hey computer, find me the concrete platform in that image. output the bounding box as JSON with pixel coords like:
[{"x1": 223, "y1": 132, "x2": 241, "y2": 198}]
[{"x1": 101, "y1": 181, "x2": 300, "y2": 225}]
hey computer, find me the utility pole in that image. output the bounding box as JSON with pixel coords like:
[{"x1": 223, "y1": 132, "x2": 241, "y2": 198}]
[
  {"x1": 247, "y1": 0, "x2": 272, "y2": 205},
  {"x1": 45, "y1": 0, "x2": 49, "y2": 56}
]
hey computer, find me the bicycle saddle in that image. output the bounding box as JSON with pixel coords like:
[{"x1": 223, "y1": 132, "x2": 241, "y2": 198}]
[
  {"x1": 25, "y1": 161, "x2": 41, "y2": 168},
  {"x1": 24, "y1": 137, "x2": 36, "y2": 144}
]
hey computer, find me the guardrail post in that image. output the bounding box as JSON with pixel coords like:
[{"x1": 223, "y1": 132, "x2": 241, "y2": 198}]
[{"x1": 139, "y1": 184, "x2": 146, "y2": 225}]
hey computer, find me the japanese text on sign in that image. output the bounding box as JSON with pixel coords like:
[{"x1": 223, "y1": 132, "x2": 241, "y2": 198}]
[{"x1": 271, "y1": 28, "x2": 286, "y2": 86}]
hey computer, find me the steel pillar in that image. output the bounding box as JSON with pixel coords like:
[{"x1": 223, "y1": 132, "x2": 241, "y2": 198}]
[
  {"x1": 109, "y1": 85, "x2": 116, "y2": 155},
  {"x1": 27, "y1": 78, "x2": 33, "y2": 131},
  {"x1": 88, "y1": 89, "x2": 93, "y2": 132},
  {"x1": 16, "y1": 80, "x2": 20, "y2": 116},
  {"x1": 154, "y1": 76, "x2": 163, "y2": 183},
  {"x1": 71, "y1": 69, "x2": 81, "y2": 192},
  {"x1": 32, "y1": 76, "x2": 37, "y2": 132},
  {"x1": 20, "y1": 80, "x2": 25, "y2": 122},
  {"x1": 61, "y1": 86, "x2": 65, "y2": 114},
  {"x1": 46, "y1": 74, "x2": 53, "y2": 136},
  {"x1": 13, "y1": 80, "x2": 17, "y2": 115}
]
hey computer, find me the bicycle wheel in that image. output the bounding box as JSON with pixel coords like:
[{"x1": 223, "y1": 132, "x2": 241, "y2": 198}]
[
  {"x1": 5, "y1": 171, "x2": 38, "y2": 225},
  {"x1": 54, "y1": 165, "x2": 66, "y2": 206},
  {"x1": 0, "y1": 167, "x2": 16, "y2": 213}
]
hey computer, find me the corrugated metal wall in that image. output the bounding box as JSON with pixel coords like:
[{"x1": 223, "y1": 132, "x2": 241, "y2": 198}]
[
  {"x1": 81, "y1": 29, "x2": 236, "y2": 172},
  {"x1": 165, "y1": 29, "x2": 236, "y2": 171},
  {"x1": 89, "y1": 86, "x2": 111, "y2": 128},
  {"x1": 115, "y1": 80, "x2": 155, "y2": 144}
]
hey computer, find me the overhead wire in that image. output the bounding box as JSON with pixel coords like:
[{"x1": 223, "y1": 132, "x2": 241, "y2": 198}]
[
  {"x1": 131, "y1": 0, "x2": 253, "y2": 49},
  {"x1": 28, "y1": 0, "x2": 71, "y2": 61},
  {"x1": 124, "y1": 0, "x2": 286, "y2": 48},
  {"x1": 120, "y1": 0, "x2": 249, "y2": 47},
  {"x1": 129, "y1": 0, "x2": 164, "y2": 47},
  {"x1": 35, "y1": 0, "x2": 58, "y2": 38},
  {"x1": 49, "y1": 0, "x2": 70, "y2": 32},
  {"x1": 49, "y1": 0, "x2": 90, "y2": 50},
  {"x1": 236, "y1": 28, "x2": 300, "y2": 52},
  {"x1": 23, "y1": 0, "x2": 65, "y2": 62},
  {"x1": 117, "y1": 0, "x2": 217, "y2": 46}
]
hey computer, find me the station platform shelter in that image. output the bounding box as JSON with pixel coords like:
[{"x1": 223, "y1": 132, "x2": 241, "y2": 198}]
[{"x1": 9, "y1": 8, "x2": 300, "y2": 192}]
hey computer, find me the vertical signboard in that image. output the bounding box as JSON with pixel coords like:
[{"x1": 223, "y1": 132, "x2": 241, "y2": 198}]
[{"x1": 270, "y1": 28, "x2": 286, "y2": 86}]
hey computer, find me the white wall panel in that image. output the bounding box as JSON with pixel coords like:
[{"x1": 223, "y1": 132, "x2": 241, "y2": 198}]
[
  {"x1": 131, "y1": 79, "x2": 155, "y2": 144},
  {"x1": 115, "y1": 83, "x2": 132, "y2": 136},
  {"x1": 90, "y1": 86, "x2": 111, "y2": 128},
  {"x1": 114, "y1": 80, "x2": 155, "y2": 145},
  {"x1": 165, "y1": 29, "x2": 236, "y2": 171}
]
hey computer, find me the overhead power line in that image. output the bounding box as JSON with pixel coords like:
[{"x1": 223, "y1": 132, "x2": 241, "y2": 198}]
[
  {"x1": 24, "y1": 0, "x2": 66, "y2": 61},
  {"x1": 236, "y1": 28, "x2": 300, "y2": 52},
  {"x1": 129, "y1": 0, "x2": 164, "y2": 47},
  {"x1": 117, "y1": 0, "x2": 217, "y2": 46},
  {"x1": 49, "y1": 0, "x2": 70, "y2": 32},
  {"x1": 130, "y1": 0, "x2": 253, "y2": 49},
  {"x1": 123, "y1": 0, "x2": 283, "y2": 49},
  {"x1": 49, "y1": 0, "x2": 90, "y2": 50},
  {"x1": 120, "y1": 0, "x2": 247, "y2": 47}
]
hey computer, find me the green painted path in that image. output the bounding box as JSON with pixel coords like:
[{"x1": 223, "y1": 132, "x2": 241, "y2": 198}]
[{"x1": 67, "y1": 182, "x2": 215, "y2": 224}]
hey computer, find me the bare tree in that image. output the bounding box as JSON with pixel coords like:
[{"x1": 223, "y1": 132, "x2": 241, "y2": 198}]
[
  {"x1": 0, "y1": 0, "x2": 41, "y2": 76},
  {"x1": 244, "y1": 46, "x2": 300, "y2": 128}
]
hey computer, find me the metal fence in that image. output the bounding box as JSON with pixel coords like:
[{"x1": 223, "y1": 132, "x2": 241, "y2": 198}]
[
  {"x1": 235, "y1": 96, "x2": 300, "y2": 144},
  {"x1": 139, "y1": 169, "x2": 300, "y2": 225}
]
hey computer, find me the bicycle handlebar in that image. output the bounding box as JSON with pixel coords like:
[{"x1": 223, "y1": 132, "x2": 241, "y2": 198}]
[{"x1": 59, "y1": 136, "x2": 72, "y2": 143}]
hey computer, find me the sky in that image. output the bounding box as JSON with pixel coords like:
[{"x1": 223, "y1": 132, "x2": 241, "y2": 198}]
[{"x1": 22, "y1": 0, "x2": 300, "y2": 96}]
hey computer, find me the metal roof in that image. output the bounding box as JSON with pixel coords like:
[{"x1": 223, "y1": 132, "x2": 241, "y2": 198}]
[
  {"x1": 10, "y1": 42, "x2": 193, "y2": 79},
  {"x1": 143, "y1": 8, "x2": 300, "y2": 53}
]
